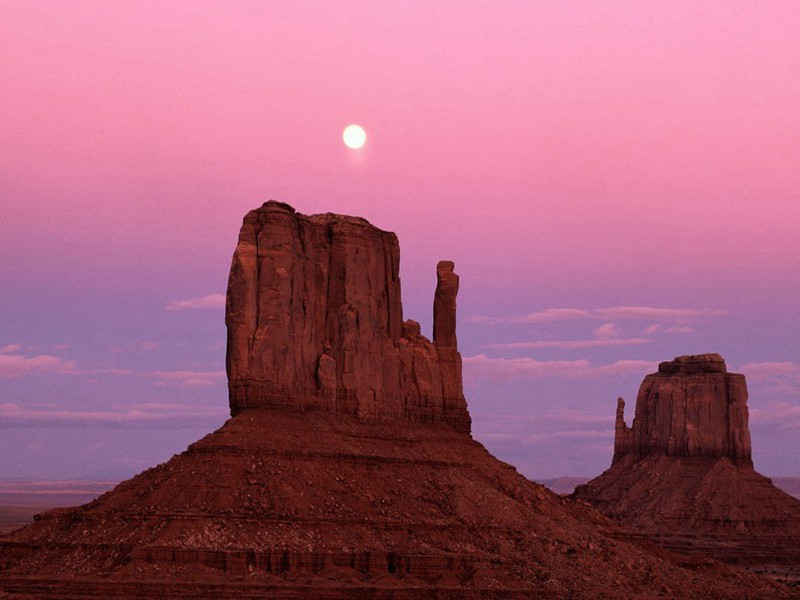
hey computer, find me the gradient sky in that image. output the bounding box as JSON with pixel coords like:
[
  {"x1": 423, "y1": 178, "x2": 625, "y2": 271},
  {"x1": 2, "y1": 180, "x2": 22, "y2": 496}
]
[{"x1": 2, "y1": 1, "x2": 799, "y2": 481}]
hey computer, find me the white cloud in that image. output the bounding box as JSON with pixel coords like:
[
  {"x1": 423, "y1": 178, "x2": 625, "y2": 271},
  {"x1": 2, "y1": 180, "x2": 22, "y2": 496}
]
[
  {"x1": 473, "y1": 410, "x2": 613, "y2": 427},
  {"x1": 166, "y1": 294, "x2": 226, "y2": 311},
  {"x1": 469, "y1": 306, "x2": 726, "y2": 325},
  {"x1": 477, "y1": 429, "x2": 612, "y2": 447},
  {"x1": 593, "y1": 323, "x2": 620, "y2": 339},
  {"x1": 148, "y1": 370, "x2": 226, "y2": 388},
  {"x1": 0, "y1": 352, "x2": 76, "y2": 378},
  {"x1": 749, "y1": 401, "x2": 800, "y2": 431},
  {"x1": 0, "y1": 402, "x2": 226, "y2": 428},
  {"x1": 0, "y1": 344, "x2": 23, "y2": 354},
  {"x1": 737, "y1": 362, "x2": 800, "y2": 395},
  {"x1": 738, "y1": 362, "x2": 800, "y2": 381},
  {"x1": 466, "y1": 308, "x2": 592, "y2": 324},
  {"x1": 665, "y1": 325, "x2": 695, "y2": 334},
  {"x1": 594, "y1": 306, "x2": 726, "y2": 321},
  {"x1": 485, "y1": 338, "x2": 651, "y2": 350},
  {"x1": 463, "y1": 354, "x2": 656, "y2": 381},
  {"x1": 586, "y1": 360, "x2": 660, "y2": 377}
]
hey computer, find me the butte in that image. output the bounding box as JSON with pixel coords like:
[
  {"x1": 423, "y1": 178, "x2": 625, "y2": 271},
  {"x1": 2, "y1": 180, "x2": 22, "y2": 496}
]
[
  {"x1": 574, "y1": 354, "x2": 800, "y2": 575},
  {"x1": 0, "y1": 203, "x2": 788, "y2": 598}
]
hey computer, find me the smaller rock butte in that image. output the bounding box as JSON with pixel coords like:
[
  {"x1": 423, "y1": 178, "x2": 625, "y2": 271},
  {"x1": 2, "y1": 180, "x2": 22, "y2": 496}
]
[
  {"x1": 226, "y1": 201, "x2": 469, "y2": 433},
  {"x1": 576, "y1": 354, "x2": 800, "y2": 567},
  {"x1": 613, "y1": 354, "x2": 751, "y2": 463}
]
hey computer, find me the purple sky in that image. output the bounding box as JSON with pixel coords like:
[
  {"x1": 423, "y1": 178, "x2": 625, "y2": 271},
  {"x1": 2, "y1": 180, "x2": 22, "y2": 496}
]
[{"x1": 2, "y1": 2, "x2": 799, "y2": 480}]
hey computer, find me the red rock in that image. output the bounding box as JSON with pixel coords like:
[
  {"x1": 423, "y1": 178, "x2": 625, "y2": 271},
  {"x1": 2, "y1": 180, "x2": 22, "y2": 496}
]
[
  {"x1": 576, "y1": 354, "x2": 800, "y2": 567},
  {"x1": 0, "y1": 208, "x2": 789, "y2": 598},
  {"x1": 226, "y1": 201, "x2": 470, "y2": 432},
  {"x1": 613, "y1": 354, "x2": 751, "y2": 462}
]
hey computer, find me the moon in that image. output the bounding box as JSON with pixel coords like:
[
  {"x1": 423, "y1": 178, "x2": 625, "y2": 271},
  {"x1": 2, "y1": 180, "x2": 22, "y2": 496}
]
[{"x1": 342, "y1": 124, "x2": 366, "y2": 149}]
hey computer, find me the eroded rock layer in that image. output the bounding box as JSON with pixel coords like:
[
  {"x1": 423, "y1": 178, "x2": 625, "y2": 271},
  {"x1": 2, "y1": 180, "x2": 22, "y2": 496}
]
[
  {"x1": 0, "y1": 412, "x2": 785, "y2": 599},
  {"x1": 226, "y1": 201, "x2": 469, "y2": 433},
  {"x1": 576, "y1": 355, "x2": 800, "y2": 569}
]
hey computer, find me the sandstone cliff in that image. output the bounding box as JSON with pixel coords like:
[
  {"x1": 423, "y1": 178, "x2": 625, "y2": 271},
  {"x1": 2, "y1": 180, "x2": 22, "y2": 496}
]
[
  {"x1": 613, "y1": 354, "x2": 751, "y2": 462},
  {"x1": 226, "y1": 201, "x2": 469, "y2": 432},
  {"x1": 576, "y1": 354, "x2": 800, "y2": 568}
]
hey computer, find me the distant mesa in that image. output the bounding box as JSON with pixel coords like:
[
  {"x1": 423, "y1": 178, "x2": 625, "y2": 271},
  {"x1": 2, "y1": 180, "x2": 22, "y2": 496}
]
[
  {"x1": 0, "y1": 204, "x2": 789, "y2": 598},
  {"x1": 575, "y1": 354, "x2": 800, "y2": 566},
  {"x1": 612, "y1": 354, "x2": 751, "y2": 462}
]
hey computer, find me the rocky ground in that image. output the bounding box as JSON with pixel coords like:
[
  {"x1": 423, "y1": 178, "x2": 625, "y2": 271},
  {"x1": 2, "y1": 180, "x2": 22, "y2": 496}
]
[{"x1": 1, "y1": 411, "x2": 791, "y2": 599}]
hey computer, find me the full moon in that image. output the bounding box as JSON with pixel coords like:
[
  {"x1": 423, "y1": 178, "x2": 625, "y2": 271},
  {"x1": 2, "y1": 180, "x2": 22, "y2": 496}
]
[{"x1": 342, "y1": 124, "x2": 366, "y2": 149}]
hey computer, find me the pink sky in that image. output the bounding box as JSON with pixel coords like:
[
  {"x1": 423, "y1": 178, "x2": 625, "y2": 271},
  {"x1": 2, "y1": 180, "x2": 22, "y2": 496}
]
[{"x1": 1, "y1": 2, "x2": 799, "y2": 480}]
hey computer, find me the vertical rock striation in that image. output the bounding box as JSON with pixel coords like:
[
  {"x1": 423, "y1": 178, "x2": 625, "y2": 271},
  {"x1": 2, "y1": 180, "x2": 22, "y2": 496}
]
[
  {"x1": 612, "y1": 354, "x2": 751, "y2": 463},
  {"x1": 576, "y1": 354, "x2": 800, "y2": 566},
  {"x1": 226, "y1": 201, "x2": 470, "y2": 432}
]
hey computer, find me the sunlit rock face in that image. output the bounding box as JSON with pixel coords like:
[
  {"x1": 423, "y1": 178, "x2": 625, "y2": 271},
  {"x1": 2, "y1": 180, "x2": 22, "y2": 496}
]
[
  {"x1": 613, "y1": 354, "x2": 751, "y2": 463},
  {"x1": 226, "y1": 200, "x2": 470, "y2": 432}
]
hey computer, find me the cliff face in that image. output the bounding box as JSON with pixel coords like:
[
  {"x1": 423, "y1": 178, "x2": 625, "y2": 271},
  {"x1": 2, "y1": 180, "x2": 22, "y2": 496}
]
[
  {"x1": 226, "y1": 201, "x2": 469, "y2": 432},
  {"x1": 613, "y1": 354, "x2": 751, "y2": 463},
  {"x1": 577, "y1": 354, "x2": 800, "y2": 566}
]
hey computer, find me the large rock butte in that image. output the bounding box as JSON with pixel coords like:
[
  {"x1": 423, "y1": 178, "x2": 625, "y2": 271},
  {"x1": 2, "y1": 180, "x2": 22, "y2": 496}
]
[
  {"x1": 0, "y1": 204, "x2": 789, "y2": 598},
  {"x1": 576, "y1": 354, "x2": 800, "y2": 568},
  {"x1": 225, "y1": 201, "x2": 469, "y2": 432}
]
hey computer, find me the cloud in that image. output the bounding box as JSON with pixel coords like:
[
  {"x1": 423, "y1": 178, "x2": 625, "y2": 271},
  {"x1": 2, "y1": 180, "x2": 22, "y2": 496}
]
[
  {"x1": 0, "y1": 351, "x2": 77, "y2": 378},
  {"x1": 148, "y1": 370, "x2": 226, "y2": 388},
  {"x1": 0, "y1": 344, "x2": 224, "y2": 388},
  {"x1": 737, "y1": 362, "x2": 800, "y2": 395},
  {"x1": 473, "y1": 410, "x2": 613, "y2": 427},
  {"x1": 665, "y1": 325, "x2": 695, "y2": 334},
  {"x1": 109, "y1": 341, "x2": 159, "y2": 354},
  {"x1": 469, "y1": 306, "x2": 726, "y2": 325},
  {"x1": 738, "y1": 362, "x2": 800, "y2": 381},
  {"x1": 166, "y1": 294, "x2": 226, "y2": 311},
  {"x1": 478, "y1": 429, "x2": 612, "y2": 446},
  {"x1": 0, "y1": 402, "x2": 227, "y2": 428},
  {"x1": 463, "y1": 355, "x2": 657, "y2": 381},
  {"x1": 586, "y1": 360, "x2": 660, "y2": 377},
  {"x1": 464, "y1": 355, "x2": 588, "y2": 379},
  {"x1": 593, "y1": 323, "x2": 620, "y2": 339},
  {"x1": 749, "y1": 401, "x2": 800, "y2": 431},
  {"x1": 466, "y1": 308, "x2": 592, "y2": 324},
  {"x1": 594, "y1": 306, "x2": 726, "y2": 321},
  {"x1": 485, "y1": 338, "x2": 651, "y2": 350},
  {"x1": 471, "y1": 409, "x2": 616, "y2": 451},
  {"x1": 79, "y1": 368, "x2": 135, "y2": 376},
  {"x1": 483, "y1": 319, "x2": 654, "y2": 351}
]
